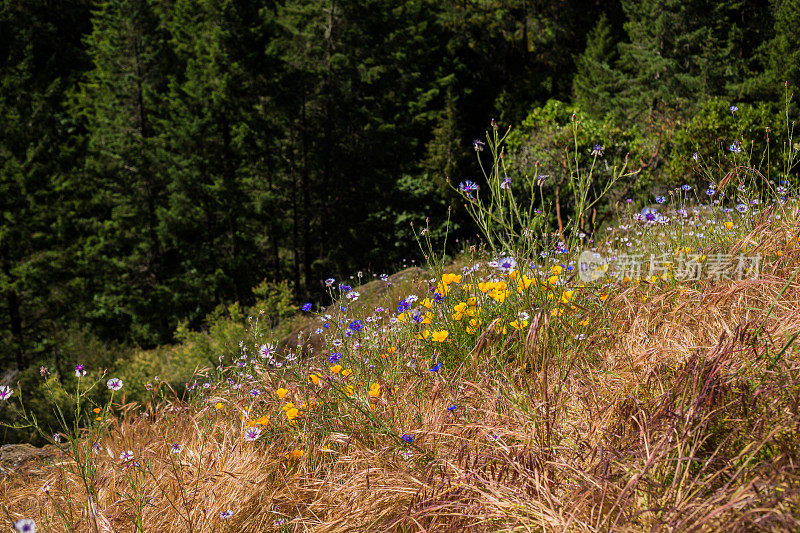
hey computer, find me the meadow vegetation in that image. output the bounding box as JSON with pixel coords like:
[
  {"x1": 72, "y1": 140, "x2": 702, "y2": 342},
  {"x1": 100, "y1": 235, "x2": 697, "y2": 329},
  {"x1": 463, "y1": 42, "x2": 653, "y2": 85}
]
[{"x1": 2, "y1": 102, "x2": 800, "y2": 532}]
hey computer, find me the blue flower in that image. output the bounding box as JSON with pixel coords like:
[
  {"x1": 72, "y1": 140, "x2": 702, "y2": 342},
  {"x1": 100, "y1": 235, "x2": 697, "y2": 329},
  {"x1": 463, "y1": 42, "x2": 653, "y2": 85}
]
[
  {"x1": 328, "y1": 352, "x2": 342, "y2": 364},
  {"x1": 396, "y1": 300, "x2": 410, "y2": 314},
  {"x1": 473, "y1": 140, "x2": 485, "y2": 152},
  {"x1": 401, "y1": 434, "x2": 413, "y2": 443},
  {"x1": 429, "y1": 363, "x2": 442, "y2": 372},
  {"x1": 591, "y1": 144, "x2": 604, "y2": 156},
  {"x1": 349, "y1": 320, "x2": 364, "y2": 332},
  {"x1": 681, "y1": 184, "x2": 692, "y2": 191},
  {"x1": 411, "y1": 313, "x2": 423, "y2": 324},
  {"x1": 325, "y1": 278, "x2": 335, "y2": 286},
  {"x1": 459, "y1": 180, "x2": 478, "y2": 197},
  {"x1": 706, "y1": 188, "x2": 716, "y2": 196},
  {"x1": 301, "y1": 303, "x2": 312, "y2": 312},
  {"x1": 432, "y1": 292, "x2": 444, "y2": 303},
  {"x1": 655, "y1": 195, "x2": 666, "y2": 204},
  {"x1": 446, "y1": 405, "x2": 457, "y2": 412},
  {"x1": 729, "y1": 141, "x2": 741, "y2": 154},
  {"x1": 730, "y1": 105, "x2": 738, "y2": 112},
  {"x1": 500, "y1": 177, "x2": 512, "y2": 190},
  {"x1": 339, "y1": 284, "x2": 351, "y2": 292}
]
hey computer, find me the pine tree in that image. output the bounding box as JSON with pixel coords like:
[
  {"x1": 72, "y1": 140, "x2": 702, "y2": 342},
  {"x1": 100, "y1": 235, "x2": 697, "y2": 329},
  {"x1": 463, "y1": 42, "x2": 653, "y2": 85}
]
[
  {"x1": 0, "y1": 0, "x2": 92, "y2": 368},
  {"x1": 614, "y1": 0, "x2": 732, "y2": 121},
  {"x1": 70, "y1": 0, "x2": 176, "y2": 344},
  {"x1": 572, "y1": 14, "x2": 620, "y2": 118}
]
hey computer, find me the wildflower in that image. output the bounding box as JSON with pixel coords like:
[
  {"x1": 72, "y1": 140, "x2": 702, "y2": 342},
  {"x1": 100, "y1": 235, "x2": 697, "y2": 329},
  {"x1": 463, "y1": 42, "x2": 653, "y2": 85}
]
[
  {"x1": 430, "y1": 330, "x2": 449, "y2": 342},
  {"x1": 736, "y1": 203, "x2": 748, "y2": 213},
  {"x1": 446, "y1": 405, "x2": 457, "y2": 412},
  {"x1": 276, "y1": 388, "x2": 289, "y2": 399},
  {"x1": 214, "y1": 402, "x2": 224, "y2": 410},
  {"x1": 494, "y1": 257, "x2": 517, "y2": 272},
  {"x1": 706, "y1": 188, "x2": 716, "y2": 196},
  {"x1": 682, "y1": 184, "x2": 692, "y2": 191},
  {"x1": 342, "y1": 369, "x2": 353, "y2": 377},
  {"x1": 500, "y1": 176, "x2": 512, "y2": 189},
  {"x1": 119, "y1": 450, "x2": 134, "y2": 462},
  {"x1": 729, "y1": 141, "x2": 741, "y2": 154},
  {"x1": 260, "y1": 344, "x2": 274, "y2": 358},
  {"x1": 730, "y1": 105, "x2": 738, "y2": 112},
  {"x1": 330, "y1": 364, "x2": 342, "y2": 373},
  {"x1": 655, "y1": 195, "x2": 666, "y2": 204},
  {"x1": 591, "y1": 144, "x2": 604, "y2": 157},
  {"x1": 346, "y1": 291, "x2": 360, "y2": 301},
  {"x1": 339, "y1": 284, "x2": 351, "y2": 292},
  {"x1": 13, "y1": 519, "x2": 36, "y2": 533},
  {"x1": 325, "y1": 278, "x2": 335, "y2": 286},
  {"x1": 256, "y1": 415, "x2": 270, "y2": 425},
  {"x1": 473, "y1": 139, "x2": 485, "y2": 152},
  {"x1": 0, "y1": 385, "x2": 13, "y2": 401},
  {"x1": 459, "y1": 180, "x2": 478, "y2": 198},
  {"x1": 244, "y1": 427, "x2": 262, "y2": 441},
  {"x1": 301, "y1": 303, "x2": 312, "y2": 312},
  {"x1": 343, "y1": 385, "x2": 354, "y2": 397},
  {"x1": 368, "y1": 383, "x2": 381, "y2": 397},
  {"x1": 106, "y1": 378, "x2": 123, "y2": 391},
  {"x1": 286, "y1": 449, "x2": 304, "y2": 460},
  {"x1": 220, "y1": 510, "x2": 234, "y2": 519},
  {"x1": 171, "y1": 444, "x2": 182, "y2": 454},
  {"x1": 692, "y1": 152, "x2": 699, "y2": 161},
  {"x1": 74, "y1": 364, "x2": 86, "y2": 377},
  {"x1": 285, "y1": 407, "x2": 300, "y2": 421},
  {"x1": 724, "y1": 221, "x2": 734, "y2": 230},
  {"x1": 401, "y1": 434, "x2": 414, "y2": 443},
  {"x1": 349, "y1": 320, "x2": 364, "y2": 332},
  {"x1": 429, "y1": 363, "x2": 442, "y2": 372},
  {"x1": 308, "y1": 374, "x2": 320, "y2": 386},
  {"x1": 442, "y1": 273, "x2": 462, "y2": 285}
]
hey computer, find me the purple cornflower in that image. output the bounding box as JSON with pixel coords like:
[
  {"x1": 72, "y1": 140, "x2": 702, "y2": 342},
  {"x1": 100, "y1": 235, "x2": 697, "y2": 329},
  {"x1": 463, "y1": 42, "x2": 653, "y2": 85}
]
[
  {"x1": 473, "y1": 140, "x2": 485, "y2": 152},
  {"x1": 244, "y1": 427, "x2": 262, "y2": 442},
  {"x1": 119, "y1": 450, "x2": 134, "y2": 462},
  {"x1": 655, "y1": 195, "x2": 666, "y2": 204},
  {"x1": 338, "y1": 284, "x2": 351, "y2": 292},
  {"x1": 681, "y1": 184, "x2": 692, "y2": 191},
  {"x1": 220, "y1": 510, "x2": 234, "y2": 519},
  {"x1": 348, "y1": 320, "x2": 364, "y2": 332},
  {"x1": 730, "y1": 105, "x2": 738, "y2": 112},
  {"x1": 401, "y1": 434, "x2": 414, "y2": 443},
  {"x1": 591, "y1": 144, "x2": 604, "y2": 156},
  {"x1": 729, "y1": 141, "x2": 741, "y2": 153},
  {"x1": 0, "y1": 385, "x2": 13, "y2": 401},
  {"x1": 500, "y1": 177, "x2": 511, "y2": 189},
  {"x1": 13, "y1": 519, "x2": 36, "y2": 533},
  {"x1": 106, "y1": 378, "x2": 123, "y2": 391},
  {"x1": 706, "y1": 188, "x2": 716, "y2": 196},
  {"x1": 429, "y1": 363, "x2": 442, "y2": 372},
  {"x1": 328, "y1": 352, "x2": 342, "y2": 364},
  {"x1": 74, "y1": 364, "x2": 86, "y2": 377},
  {"x1": 301, "y1": 303, "x2": 312, "y2": 312},
  {"x1": 459, "y1": 180, "x2": 478, "y2": 198},
  {"x1": 171, "y1": 444, "x2": 182, "y2": 454},
  {"x1": 446, "y1": 405, "x2": 457, "y2": 412},
  {"x1": 324, "y1": 278, "x2": 335, "y2": 286},
  {"x1": 736, "y1": 203, "x2": 748, "y2": 213}
]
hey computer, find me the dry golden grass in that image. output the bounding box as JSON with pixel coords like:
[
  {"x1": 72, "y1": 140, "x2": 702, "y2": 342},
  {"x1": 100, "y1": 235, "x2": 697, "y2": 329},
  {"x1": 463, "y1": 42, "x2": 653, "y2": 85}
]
[{"x1": 3, "y1": 211, "x2": 800, "y2": 532}]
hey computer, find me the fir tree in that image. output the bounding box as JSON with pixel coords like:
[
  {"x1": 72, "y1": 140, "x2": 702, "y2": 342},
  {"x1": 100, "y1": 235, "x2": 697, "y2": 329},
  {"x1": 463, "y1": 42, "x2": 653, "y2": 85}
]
[{"x1": 572, "y1": 14, "x2": 620, "y2": 118}]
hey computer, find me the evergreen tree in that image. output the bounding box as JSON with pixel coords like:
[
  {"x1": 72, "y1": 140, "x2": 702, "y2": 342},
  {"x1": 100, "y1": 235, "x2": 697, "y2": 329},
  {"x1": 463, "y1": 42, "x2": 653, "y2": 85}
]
[
  {"x1": 69, "y1": 0, "x2": 176, "y2": 344},
  {"x1": 572, "y1": 14, "x2": 620, "y2": 118},
  {"x1": 762, "y1": 0, "x2": 800, "y2": 99},
  {"x1": 614, "y1": 0, "x2": 732, "y2": 121},
  {"x1": 0, "y1": 0, "x2": 91, "y2": 368}
]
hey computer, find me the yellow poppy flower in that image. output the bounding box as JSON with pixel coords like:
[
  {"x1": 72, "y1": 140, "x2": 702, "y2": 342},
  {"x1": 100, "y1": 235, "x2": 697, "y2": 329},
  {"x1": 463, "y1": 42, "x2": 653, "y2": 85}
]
[
  {"x1": 214, "y1": 402, "x2": 224, "y2": 410},
  {"x1": 256, "y1": 415, "x2": 270, "y2": 425},
  {"x1": 286, "y1": 449, "x2": 303, "y2": 460},
  {"x1": 342, "y1": 369, "x2": 353, "y2": 377},
  {"x1": 442, "y1": 273, "x2": 462, "y2": 285},
  {"x1": 330, "y1": 365, "x2": 342, "y2": 374},
  {"x1": 308, "y1": 374, "x2": 320, "y2": 386},
  {"x1": 431, "y1": 330, "x2": 449, "y2": 342},
  {"x1": 276, "y1": 388, "x2": 289, "y2": 399},
  {"x1": 368, "y1": 383, "x2": 381, "y2": 397}
]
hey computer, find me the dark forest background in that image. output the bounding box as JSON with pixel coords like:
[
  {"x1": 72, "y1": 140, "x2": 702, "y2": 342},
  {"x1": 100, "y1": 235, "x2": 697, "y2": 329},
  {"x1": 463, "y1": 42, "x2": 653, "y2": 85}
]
[{"x1": 2, "y1": 0, "x2": 799, "y2": 377}]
